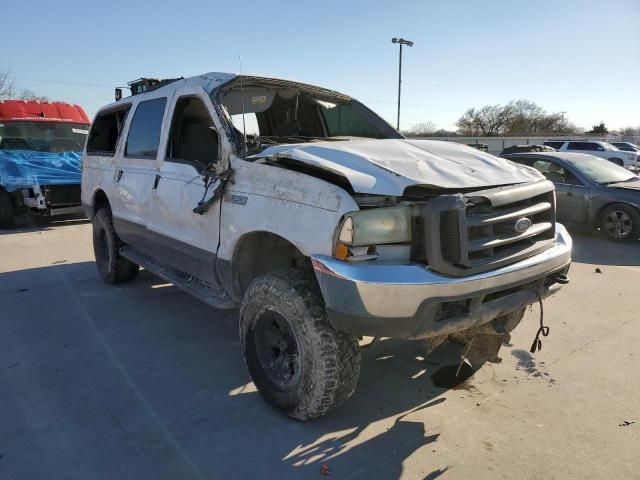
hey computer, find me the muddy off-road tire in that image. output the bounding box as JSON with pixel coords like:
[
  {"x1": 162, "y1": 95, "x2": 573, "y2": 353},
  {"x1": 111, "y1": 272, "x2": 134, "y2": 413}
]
[
  {"x1": 92, "y1": 208, "x2": 139, "y2": 283},
  {"x1": 0, "y1": 188, "x2": 15, "y2": 229},
  {"x1": 600, "y1": 203, "x2": 640, "y2": 242},
  {"x1": 240, "y1": 268, "x2": 361, "y2": 420}
]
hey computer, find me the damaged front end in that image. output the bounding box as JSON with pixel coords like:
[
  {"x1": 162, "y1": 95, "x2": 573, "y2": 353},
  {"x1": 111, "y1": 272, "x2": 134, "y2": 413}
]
[
  {"x1": 311, "y1": 179, "x2": 572, "y2": 342},
  {"x1": 0, "y1": 150, "x2": 83, "y2": 216}
]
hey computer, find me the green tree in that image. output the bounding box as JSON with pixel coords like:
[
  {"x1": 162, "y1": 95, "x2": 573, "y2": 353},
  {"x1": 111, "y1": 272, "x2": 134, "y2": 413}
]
[{"x1": 586, "y1": 122, "x2": 609, "y2": 134}]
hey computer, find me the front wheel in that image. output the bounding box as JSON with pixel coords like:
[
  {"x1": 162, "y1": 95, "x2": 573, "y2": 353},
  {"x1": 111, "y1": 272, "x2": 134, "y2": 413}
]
[
  {"x1": 600, "y1": 203, "x2": 640, "y2": 242},
  {"x1": 240, "y1": 268, "x2": 361, "y2": 420},
  {"x1": 0, "y1": 189, "x2": 15, "y2": 229}
]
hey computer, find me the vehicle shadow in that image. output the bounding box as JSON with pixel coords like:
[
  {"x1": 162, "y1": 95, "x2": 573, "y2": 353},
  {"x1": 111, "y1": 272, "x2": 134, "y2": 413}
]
[
  {"x1": 0, "y1": 212, "x2": 89, "y2": 235},
  {"x1": 0, "y1": 262, "x2": 459, "y2": 479},
  {"x1": 567, "y1": 225, "x2": 640, "y2": 266},
  {"x1": 272, "y1": 337, "x2": 458, "y2": 478}
]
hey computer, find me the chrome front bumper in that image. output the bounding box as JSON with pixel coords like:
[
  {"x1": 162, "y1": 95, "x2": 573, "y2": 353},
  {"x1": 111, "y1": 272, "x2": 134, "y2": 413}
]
[{"x1": 312, "y1": 223, "x2": 572, "y2": 339}]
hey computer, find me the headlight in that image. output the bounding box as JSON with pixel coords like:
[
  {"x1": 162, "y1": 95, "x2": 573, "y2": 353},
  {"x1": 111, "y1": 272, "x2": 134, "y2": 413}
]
[{"x1": 335, "y1": 205, "x2": 411, "y2": 259}]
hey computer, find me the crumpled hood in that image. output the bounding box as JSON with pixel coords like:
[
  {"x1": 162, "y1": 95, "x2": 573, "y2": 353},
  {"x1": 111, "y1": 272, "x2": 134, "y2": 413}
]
[
  {"x1": 253, "y1": 139, "x2": 543, "y2": 195},
  {"x1": 0, "y1": 150, "x2": 82, "y2": 192}
]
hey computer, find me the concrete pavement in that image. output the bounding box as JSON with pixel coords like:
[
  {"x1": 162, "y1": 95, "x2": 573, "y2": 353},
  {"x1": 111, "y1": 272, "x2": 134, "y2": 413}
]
[{"x1": 0, "y1": 218, "x2": 638, "y2": 479}]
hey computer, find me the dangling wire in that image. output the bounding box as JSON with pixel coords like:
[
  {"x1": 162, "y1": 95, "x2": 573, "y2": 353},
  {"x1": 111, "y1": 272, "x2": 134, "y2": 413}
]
[{"x1": 530, "y1": 292, "x2": 549, "y2": 353}]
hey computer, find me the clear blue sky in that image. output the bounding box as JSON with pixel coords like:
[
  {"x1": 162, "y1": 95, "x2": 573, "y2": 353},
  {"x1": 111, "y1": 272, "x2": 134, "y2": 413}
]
[{"x1": 4, "y1": 0, "x2": 639, "y2": 131}]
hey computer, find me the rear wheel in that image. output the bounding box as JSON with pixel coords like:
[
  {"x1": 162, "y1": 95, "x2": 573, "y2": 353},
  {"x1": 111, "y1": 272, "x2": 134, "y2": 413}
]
[
  {"x1": 0, "y1": 189, "x2": 15, "y2": 229},
  {"x1": 92, "y1": 208, "x2": 139, "y2": 283},
  {"x1": 240, "y1": 268, "x2": 361, "y2": 420},
  {"x1": 600, "y1": 203, "x2": 640, "y2": 242}
]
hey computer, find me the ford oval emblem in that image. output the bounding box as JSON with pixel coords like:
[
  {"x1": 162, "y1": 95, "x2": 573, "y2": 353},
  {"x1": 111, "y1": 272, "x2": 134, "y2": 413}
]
[{"x1": 514, "y1": 217, "x2": 532, "y2": 233}]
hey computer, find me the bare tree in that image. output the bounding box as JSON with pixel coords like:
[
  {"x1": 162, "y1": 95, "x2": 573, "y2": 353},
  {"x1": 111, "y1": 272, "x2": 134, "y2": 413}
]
[
  {"x1": 0, "y1": 66, "x2": 49, "y2": 101},
  {"x1": 507, "y1": 99, "x2": 546, "y2": 134},
  {"x1": 18, "y1": 89, "x2": 49, "y2": 102},
  {"x1": 456, "y1": 104, "x2": 514, "y2": 136},
  {"x1": 457, "y1": 99, "x2": 581, "y2": 136},
  {"x1": 619, "y1": 126, "x2": 639, "y2": 136},
  {"x1": 404, "y1": 121, "x2": 438, "y2": 137},
  {"x1": 0, "y1": 66, "x2": 15, "y2": 100}
]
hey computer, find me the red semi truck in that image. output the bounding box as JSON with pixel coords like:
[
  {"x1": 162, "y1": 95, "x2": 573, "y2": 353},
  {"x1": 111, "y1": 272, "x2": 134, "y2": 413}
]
[{"x1": 0, "y1": 100, "x2": 90, "y2": 227}]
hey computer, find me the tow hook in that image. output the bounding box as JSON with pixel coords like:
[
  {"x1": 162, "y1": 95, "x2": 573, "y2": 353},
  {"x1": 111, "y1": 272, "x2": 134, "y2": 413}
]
[{"x1": 545, "y1": 273, "x2": 570, "y2": 287}]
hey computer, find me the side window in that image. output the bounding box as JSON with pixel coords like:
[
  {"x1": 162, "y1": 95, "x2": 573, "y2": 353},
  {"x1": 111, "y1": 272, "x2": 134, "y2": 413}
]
[
  {"x1": 532, "y1": 160, "x2": 552, "y2": 174},
  {"x1": 563, "y1": 170, "x2": 583, "y2": 186},
  {"x1": 125, "y1": 98, "x2": 167, "y2": 159},
  {"x1": 86, "y1": 106, "x2": 131, "y2": 155},
  {"x1": 544, "y1": 141, "x2": 565, "y2": 150},
  {"x1": 167, "y1": 96, "x2": 219, "y2": 168},
  {"x1": 567, "y1": 142, "x2": 588, "y2": 150},
  {"x1": 568, "y1": 141, "x2": 603, "y2": 152},
  {"x1": 532, "y1": 160, "x2": 582, "y2": 185}
]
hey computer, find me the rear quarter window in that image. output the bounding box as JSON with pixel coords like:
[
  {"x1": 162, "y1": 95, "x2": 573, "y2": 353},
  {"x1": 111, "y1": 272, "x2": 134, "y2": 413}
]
[{"x1": 86, "y1": 106, "x2": 131, "y2": 155}]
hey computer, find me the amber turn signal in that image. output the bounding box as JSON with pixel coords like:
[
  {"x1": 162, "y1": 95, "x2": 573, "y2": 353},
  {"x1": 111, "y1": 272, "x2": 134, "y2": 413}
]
[{"x1": 334, "y1": 243, "x2": 349, "y2": 260}]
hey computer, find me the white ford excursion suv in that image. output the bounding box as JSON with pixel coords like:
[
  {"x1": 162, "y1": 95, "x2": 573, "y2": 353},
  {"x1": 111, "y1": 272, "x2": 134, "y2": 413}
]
[{"x1": 82, "y1": 73, "x2": 572, "y2": 420}]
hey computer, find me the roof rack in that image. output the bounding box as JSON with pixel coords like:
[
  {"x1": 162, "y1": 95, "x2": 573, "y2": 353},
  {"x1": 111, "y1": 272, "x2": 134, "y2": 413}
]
[
  {"x1": 127, "y1": 77, "x2": 182, "y2": 96},
  {"x1": 115, "y1": 77, "x2": 183, "y2": 101}
]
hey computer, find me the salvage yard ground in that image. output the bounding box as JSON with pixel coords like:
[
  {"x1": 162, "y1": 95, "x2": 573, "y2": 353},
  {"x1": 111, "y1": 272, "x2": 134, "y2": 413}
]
[{"x1": 0, "y1": 217, "x2": 638, "y2": 479}]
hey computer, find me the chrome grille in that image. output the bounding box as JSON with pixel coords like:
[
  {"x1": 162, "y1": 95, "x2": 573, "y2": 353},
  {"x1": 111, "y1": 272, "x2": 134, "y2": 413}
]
[
  {"x1": 420, "y1": 180, "x2": 557, "y2": 277},
  {"x1": 465, "y1": 191, "x2": 555, "y2": 267}
]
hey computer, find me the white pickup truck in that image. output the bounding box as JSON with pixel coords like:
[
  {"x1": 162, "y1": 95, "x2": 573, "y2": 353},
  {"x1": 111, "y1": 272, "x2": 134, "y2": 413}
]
[{"x1": 81, "y1": 73, "x2": 572, "y2": 420}]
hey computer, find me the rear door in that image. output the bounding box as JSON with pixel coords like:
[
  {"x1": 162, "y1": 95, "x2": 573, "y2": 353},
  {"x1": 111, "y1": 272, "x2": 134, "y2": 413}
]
[
  {"x1": 147, "y1": 87, "x2": 223, "y2": 284},
  {"x1": 83, "y1": 104, "x2": 131, "y2": 214},
  {"x1": 112, "y1": 95, "x2": 170, "y2": 250}
]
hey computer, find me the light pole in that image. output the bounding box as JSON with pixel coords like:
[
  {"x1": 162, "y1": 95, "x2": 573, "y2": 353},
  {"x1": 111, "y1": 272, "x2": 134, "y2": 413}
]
[{"x1": 391, "y1": 37, "x2": 414, "y2": 131}]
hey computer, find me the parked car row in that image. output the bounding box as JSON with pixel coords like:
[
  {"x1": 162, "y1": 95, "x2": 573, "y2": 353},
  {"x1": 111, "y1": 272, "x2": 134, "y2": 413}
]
[
  {"x1": 542, "y1": 140, "x2": 640, "y2": 168},
  {"x1": 500, "y1": 141, "x2": 640, "y2": 170}
]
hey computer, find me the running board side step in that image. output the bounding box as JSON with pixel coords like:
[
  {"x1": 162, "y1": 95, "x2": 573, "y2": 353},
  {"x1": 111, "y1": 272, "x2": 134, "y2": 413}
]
[{"x1": 120, "y1": 246, "x2": 237, "y2": 309}]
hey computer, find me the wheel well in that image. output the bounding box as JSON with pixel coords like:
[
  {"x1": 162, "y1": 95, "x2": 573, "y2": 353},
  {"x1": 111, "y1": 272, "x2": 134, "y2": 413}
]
[
  {"x1": 231, "y1": 232, "x2": 308, "y2": 298},
  {"x1": 93, "y1": 189, "x2": 110, "y2": 215}
]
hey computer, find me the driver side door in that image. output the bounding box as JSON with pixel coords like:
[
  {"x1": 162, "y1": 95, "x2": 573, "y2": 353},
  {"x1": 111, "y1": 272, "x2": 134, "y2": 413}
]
[
  {"x1": 529, "y1": 158, "x2": 589, "y2": 224},
  {"x1": 148, "y1": 89, "x2": 224, "y2": 284}
]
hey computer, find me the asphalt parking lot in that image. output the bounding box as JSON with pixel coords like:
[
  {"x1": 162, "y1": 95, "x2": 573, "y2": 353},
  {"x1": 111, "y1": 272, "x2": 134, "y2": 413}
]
[{"x1": 0, "y1": 217, "x2": 638, "y2": 480}]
